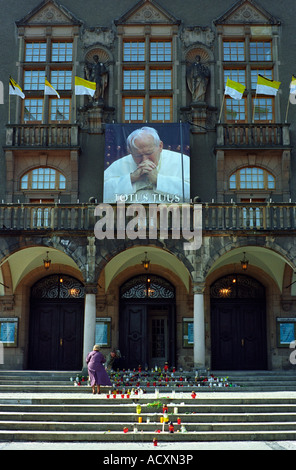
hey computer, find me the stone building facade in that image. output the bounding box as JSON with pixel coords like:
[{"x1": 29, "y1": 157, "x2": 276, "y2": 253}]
[{"x1": 0, "y1": 0, "x2": 296, "y2": 372}]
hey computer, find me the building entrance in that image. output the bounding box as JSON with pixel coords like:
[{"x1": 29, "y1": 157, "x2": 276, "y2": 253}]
[
  {"x1": 119, "y1": 275, "x2": 175, "y2": 369},
  {"x1": 210, "y1": 274, "x2": 267, "y2": 370},
  {"x1": 28, "y1": 275, "x2": 85, "y2": 370}
]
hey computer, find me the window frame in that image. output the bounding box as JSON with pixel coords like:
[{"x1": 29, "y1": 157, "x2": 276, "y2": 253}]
[
  {"x1": 229, "y1": 166, "x2": 275, "y2": 191},
  {"x1": 20, "y1": 167, "x2": 66, "y2": 191},
  {"x1": 121, "y1": 37, "x2": 173, "y2": 123}
]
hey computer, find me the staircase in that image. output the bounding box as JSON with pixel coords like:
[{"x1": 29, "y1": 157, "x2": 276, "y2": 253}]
[{"x1": 0, "y1": 370, "x2": 295, "y2": 442}]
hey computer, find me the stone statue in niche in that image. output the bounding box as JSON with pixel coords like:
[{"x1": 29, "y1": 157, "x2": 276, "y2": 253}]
[
  {"x1": 186, "y1": 55, "x2": 210, "y2": 103},
  {"x1": 84, "y1": 54, "x2": 108, "y2": 102}
]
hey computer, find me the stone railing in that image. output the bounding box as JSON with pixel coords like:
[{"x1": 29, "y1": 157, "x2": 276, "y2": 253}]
[
  {"x1": 5, "y1": 124, "x2": 79, "y2": 148},
  {"x1": 0, "y1": 203, "x2": 296, "y2": 233},
  {"x1": 216, "y1": 123, "x2": 290, "y2": 148}
]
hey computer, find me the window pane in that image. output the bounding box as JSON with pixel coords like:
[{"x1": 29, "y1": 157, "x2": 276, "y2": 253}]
[
  {"x1": 253, "y1": 98, "x2": 273, "y2": 121},
  {"x1": 51, "y1": 70, "x2": 72, "y2": 90},
  {"x1": 250, "y1": 42, "x2": 272, "y2": 61},
  {"x1": 123, "y1": 42, "x2": 145, "y2": 61},
  {"x1": 150, "y1": 69, "x2": 172, "y2": 90},
  {"x1": 151, "y1": 97, "x2": 172, "y2": 122},
  {"x1": 123, "y1": 69, "x2": 145, "y2": 90},
  {"x1": 150, "y1": 42, "x2": 172, "y2": 62},
  {"x1": 223, "y1": 42, "x2": 245, "y2": 61},
  {"x1": 225, "y1": 98, "x2": 246, "y2": 122},
  {"x1": 24, "y1": 70, "x2": 46, "y2": 90},
  {"x1": 51, "y1": 42, "x2": 73, "y2": 62},
  {"x1": 224, "y1": 69, "x2": 246, "y2": 87},
  {"x1": 21, "y1": 168, "x2": 66, "y2": 190},
  {"x1": 25, "y1": 42, "x2": 47, "y2": 62},
  {"x1": 50, "y1": 98, "x2": 70, "y2": 121},
  {"x1": 24, "y1": 99, "x2": 43, "y2": 122},
  {"x1": 230, "y1": 167, "x2": 275, "y2": 190},
  {"x1": 123, "y1": 98, "x2": 144, "y2": 122}
]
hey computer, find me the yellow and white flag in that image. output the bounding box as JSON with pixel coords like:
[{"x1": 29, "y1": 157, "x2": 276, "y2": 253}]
[
  {"x1": 225, "y1": 78, "x2": 246, "y2": 100},
  {"x1": 9, "y1": 77, "x2": 25, "y2": 99},
  {"x1": 75, "y1": 76, "x2": 96, "y2": 97},
  {"x1": 290, "y1": 76, "x2": 296, "y2": 95},
  {"x1": 44, "y1": 79, "x2": 60, "y2": 98},
  {"x1": 256, "y1": 75, "x2": 281, "y2": 96}
]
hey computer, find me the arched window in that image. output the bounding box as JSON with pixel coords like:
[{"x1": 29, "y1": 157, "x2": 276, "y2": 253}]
[
  {"x1": 120, "y1": 275, "x2": 175, "y2": 299},
  {"x1": 21, "y1": 167, "x2": 66, "y2": 190},
  {"x1": 229, "y1": 167, "x2": 275, "y2": 190}
]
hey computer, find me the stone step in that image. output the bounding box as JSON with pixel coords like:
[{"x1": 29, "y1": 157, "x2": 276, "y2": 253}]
[
  {"x1": 1, "y1": 419, "x2": 296, "y2": 432},
  {"x1": 1, "y1": 411, "x2": 296, "y2": 423},
  {"x1": 0, "y1": 429, "x2": 296, "y2": 442},
  {"x1": 2, "y1": 401, "x2": 296, "y2": 414}
]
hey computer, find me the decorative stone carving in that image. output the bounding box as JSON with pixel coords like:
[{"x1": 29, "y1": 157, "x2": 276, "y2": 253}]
[
  {"x1": 225, "y1": 4, "x2": 271, "y2": 24},
  {"x1": 82, "y1": 28, "x2": 115, "y2": 49},
  {"x1": 180, "y1": 27, "x2": 215, "y2": 49}
]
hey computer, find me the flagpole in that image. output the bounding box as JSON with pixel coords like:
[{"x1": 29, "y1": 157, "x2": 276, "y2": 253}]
[
  {"x1": 218, "y1": 94, "x2": 225, "y2": 123},
  {"x1": 285, "y1": 96, "x2": 290, "y2": 124},
  {"x1": 252, "y1": 92, "x2": 257, "y2": 123},
  {"x1": 8, "y1": 92, "x2": 11, "y2": 125}
]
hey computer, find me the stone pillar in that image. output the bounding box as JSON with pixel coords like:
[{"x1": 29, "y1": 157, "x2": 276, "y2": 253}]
[
  {"x1": 82, "y1": 285, "x2": 97, "y2": 371},
  {"x1": 193, "y1": 282, "x2": 206, "y2": 369}
]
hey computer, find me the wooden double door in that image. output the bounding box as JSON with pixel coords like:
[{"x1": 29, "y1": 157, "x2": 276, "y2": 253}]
[
  {"x1": 211, "y1": 299, "x2": 267, "y2": 370},
  {"x1": 28, "y1": 300, "x2": 84, "y2": 370},
  {"x1": 119, "y1": 302, "x2": 175, "y2": 369}
]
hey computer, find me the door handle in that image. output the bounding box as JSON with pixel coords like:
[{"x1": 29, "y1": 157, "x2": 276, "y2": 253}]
[
  {"x1": 241, "y1": 338, "x2": 244, "y2": 347},
  {"x1": 60, "y1": 338, "x2": 63, "y2": 347}
]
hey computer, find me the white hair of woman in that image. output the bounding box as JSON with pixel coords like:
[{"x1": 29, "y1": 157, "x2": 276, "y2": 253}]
[{"x1": 127, "y1": 127, "x2": 161, "y2": 153}]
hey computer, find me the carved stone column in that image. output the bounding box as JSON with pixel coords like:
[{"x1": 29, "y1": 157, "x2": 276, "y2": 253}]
[
  {"x1": 82, "y1": 284, "x2": 97, "y2": 371},
  {"x1": 193, "y1": 281, "x2": 206, "y2": 368}
]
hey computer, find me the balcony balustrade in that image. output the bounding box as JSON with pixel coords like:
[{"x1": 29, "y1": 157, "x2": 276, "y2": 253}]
[
  {"x1": 216, "y1": 123, "x2": 290, "y2": 148},
  {"x1": 0, "y1": 203, "x2": 295, "y2": 233},
  {"x1": 5, "y1": 124, "x2": 79, "y2": 148}
]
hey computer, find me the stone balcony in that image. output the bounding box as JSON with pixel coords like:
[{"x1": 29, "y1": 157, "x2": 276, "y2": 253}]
[
  {"x1": 0, "y1": 202, "x2": 295, "y2": 233},
  {"x1": 5, "y1": 124, "x2": 79, "y2": 148},
  {"x1": 216, "y1": 123, "x2": 291, "y2": 148}
]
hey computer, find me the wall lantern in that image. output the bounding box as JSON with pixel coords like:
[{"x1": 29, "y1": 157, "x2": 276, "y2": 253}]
[
  {"x1": 43, "y1": 251, "x2": 51, "y2": 270},
  {"x1": 240, "y1": 252, "x2": 249, "y2": 271}
]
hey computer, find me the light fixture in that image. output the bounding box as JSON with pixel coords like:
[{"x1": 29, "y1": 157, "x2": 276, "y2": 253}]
[
  {"x1": 43, "y1": 251, "x2": 51, "y2": 270},
  {"x1": 219, "y1": 287, "x2": 231, "y2": 298},
  {"x1": 141, "y1": 252, "x2": 150, "y2": 271},
  {"x1": 240, "y1": 252, "x2": 249, "y2": 271}
]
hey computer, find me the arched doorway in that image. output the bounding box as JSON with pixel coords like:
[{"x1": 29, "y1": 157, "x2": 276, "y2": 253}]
[
  {"x1": 119, "y1": 274, "x2": 176, "y2": 369},
  {"x1": 210, "y1": 274, "x2": 267, "y2": 370},
  {"x1": 28, "y1": 274, "x2": 85, "y2": 370}
]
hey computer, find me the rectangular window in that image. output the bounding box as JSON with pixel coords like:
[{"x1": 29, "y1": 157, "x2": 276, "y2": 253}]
[
  {"x1": 123, "y1": 97, "x2": 145, "y2": 122},
  {"x1": 51, "y1": 42, "x2": 73, "y2": 62},
  {"x1": 23, "y1": 70, "x2": 46, "y2": 90},
  {"x1": 240, "y1": 168, "x2": 264, "y2": 189},
  {"x1": 150, "y1": 69, "x2": 172, "y2": 90},
  {"x1": 253, "y1": 98, "x2": 273, "y2": 121},
  {"x1": 123, "y1": 69, "x2": 145, "y2": 90},
  {"x1": 151, "y1": 97, "x2": 172, "y2": 122},
  {"x1": 32, "y1": 168, "x2": 56, "y2": 190},
  {"x1": 224, "y1": 69, "x2": 246, "y2": 87},
  {"x1": 250, "y1": 41, "x2": 272, "y2": 61},
  {"x1": 251, "y1": 69, "x2": 273, "y2": 89},
  {"x1": 225, "y1": 98, "x2": 246, "y2": 122},
  {"x1": 123, "y1": 41, "x2": 145, "y2": 62},
  {"x1": 25, "y1": 42, "x2": 47, "y2": 62},
  {"x1": 150, "y1": 41, "x2": 172, "y2": 62},
  {"x1": 50, "y1": 98, "x2": 70, "y2": 122},
  {"x1": 23, "y1": 99, "x2": 43, "y2": 122},
  {"x1": 223, "y1": 42, "x2": 245, "y2": 61},
  {"x1": 51, "y1": 70, "x2": 72, "y2": 90}
]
